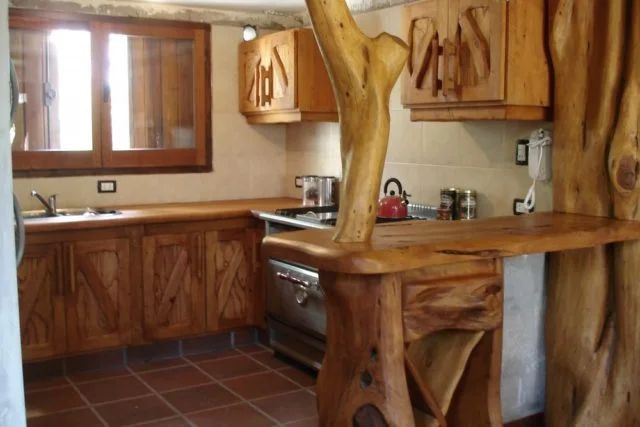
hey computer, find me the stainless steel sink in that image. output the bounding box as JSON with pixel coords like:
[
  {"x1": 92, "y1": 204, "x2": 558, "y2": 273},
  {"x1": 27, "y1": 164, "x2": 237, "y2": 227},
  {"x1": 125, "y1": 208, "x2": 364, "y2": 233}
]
[{"x1": 22, "y1": 208, "x2": 122, "y2": 220}]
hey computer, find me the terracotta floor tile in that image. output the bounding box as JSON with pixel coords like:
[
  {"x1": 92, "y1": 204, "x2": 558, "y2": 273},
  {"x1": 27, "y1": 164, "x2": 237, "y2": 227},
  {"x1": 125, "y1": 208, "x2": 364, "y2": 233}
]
[
  {"x1": 222, "y1": 371, "x2": 299, "y2": 400},
  {"x1": 236, "y1": 344, "x2": 270, "y2": 354},
  {"x1": 253, "y1": 390, "x2": 318, "y2": 423},
  {"x1": 95, "y1": 395, "x2": 176, "y2": 426},
  {"x1": 67, "y1": 366, "x2": 130, "y2": 383},
  {"x1": 76, "y1": 375, "x2": 151, "y2": 404},
  {"x1": 27, "y1": 408, "x2": 103, "y2": 427},
  {"x1": 132, "y1": 416, "x2": 191, "y2": 426},
  {"x1": 187, "y1": 403, "x2": 273, "y2": 427},
  {"x1": 128, "y1": 357, "x2": 187, "y2": 373},
  {"x1": 185, "y1": 349, "x2": 241, "y2": 363},
  {"x1": 26, "y1": 386, "x2": 86, "y2": 418},
  {"x1": 286, "y1": 417, "x2": 319, "y2": 426},
  {"x1": 198, "y1": 355, "x2": 268, "y2": 380},
  {"x1": 24, "y1": 376, "x2": 69, "y2": 392},
  {"x1": 277, "y1": 366, "x2": 317, "y2": 387},
  {"x1": 162, "y1": 382, "x2": 240, "y2": 414},
  {"x1": 139, "y1": 365, "x2": 211, "y2": 392},
  {"x1": 250, "y1": 351, "x2": 290, "y2": 369}
]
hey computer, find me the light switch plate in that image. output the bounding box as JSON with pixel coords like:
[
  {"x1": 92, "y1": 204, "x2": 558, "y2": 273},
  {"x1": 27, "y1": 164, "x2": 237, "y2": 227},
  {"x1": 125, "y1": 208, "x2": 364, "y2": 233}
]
[{"x1": 98, "y1": 180, "x2": 117, "y2": 193}]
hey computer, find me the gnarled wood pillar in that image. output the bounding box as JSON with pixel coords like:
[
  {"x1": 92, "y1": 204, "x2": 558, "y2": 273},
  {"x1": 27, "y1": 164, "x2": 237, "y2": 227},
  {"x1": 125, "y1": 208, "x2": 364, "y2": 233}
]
[
  {"x1": 547, "y1": 0, "x2": 640, "y2": 425},
  {"x1": 304, "y1": 0, "x2": 409, "y2": 243}
]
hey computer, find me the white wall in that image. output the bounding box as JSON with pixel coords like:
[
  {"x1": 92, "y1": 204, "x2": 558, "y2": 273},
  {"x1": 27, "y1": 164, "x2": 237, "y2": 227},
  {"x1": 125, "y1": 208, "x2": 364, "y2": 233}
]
[
  {"x1": 13, "y1": 25, "x2": 288, "y2": 211},
  {"x1": 0, "y1": 0, "x2": 27, "y2": 424},
  {"x1": 285, "y1": 5, "x2": 553, "y2": 218}
]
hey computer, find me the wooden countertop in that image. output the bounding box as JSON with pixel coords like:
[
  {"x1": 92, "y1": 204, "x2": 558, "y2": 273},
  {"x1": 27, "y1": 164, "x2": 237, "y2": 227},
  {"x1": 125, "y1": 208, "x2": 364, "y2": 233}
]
[
  {"x1": 263, "y1": 212, "x2": 640, "y2": 274},
  {"x1": 24, "y1": 198, "x2": 301, "y2": 233}
]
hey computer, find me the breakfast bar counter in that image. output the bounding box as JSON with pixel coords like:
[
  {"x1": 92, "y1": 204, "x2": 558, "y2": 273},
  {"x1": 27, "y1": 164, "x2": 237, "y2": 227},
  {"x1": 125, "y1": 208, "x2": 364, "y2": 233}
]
[{"x1": 262, "y1": 212, "x2": 640, "y2": 426}]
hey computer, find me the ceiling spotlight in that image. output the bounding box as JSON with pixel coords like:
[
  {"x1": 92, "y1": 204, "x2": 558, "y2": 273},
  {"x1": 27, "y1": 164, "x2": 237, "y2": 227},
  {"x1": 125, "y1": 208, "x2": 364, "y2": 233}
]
[{"x1": 242, "y1": 25, "x2": 258, "y2": 41}]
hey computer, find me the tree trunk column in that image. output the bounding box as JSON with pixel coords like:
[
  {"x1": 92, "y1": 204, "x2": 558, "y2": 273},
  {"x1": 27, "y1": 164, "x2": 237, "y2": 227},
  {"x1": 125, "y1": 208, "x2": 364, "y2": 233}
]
[{"x1": 317, "y1": 272, "x2": 414, "y2": 426}]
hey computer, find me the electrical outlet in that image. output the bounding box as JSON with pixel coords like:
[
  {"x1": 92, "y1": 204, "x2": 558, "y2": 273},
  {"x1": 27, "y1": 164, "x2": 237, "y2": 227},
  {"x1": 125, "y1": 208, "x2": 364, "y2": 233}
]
[
  {"x1": 515, "y1": 139, "x2": 529, "y2": 166},
  {"x1": 513, "y1": 198, "x2": 534, "y2": 215},
  {"x1": 97, "y1": 180, "x2": 117, "y2": 193}
]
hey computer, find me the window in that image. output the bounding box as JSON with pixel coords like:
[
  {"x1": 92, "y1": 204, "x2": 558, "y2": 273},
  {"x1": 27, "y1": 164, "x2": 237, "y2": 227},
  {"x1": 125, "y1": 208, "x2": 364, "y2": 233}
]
[{"x1": 10, "y1": 10, "x2": 211, "y2": 176}]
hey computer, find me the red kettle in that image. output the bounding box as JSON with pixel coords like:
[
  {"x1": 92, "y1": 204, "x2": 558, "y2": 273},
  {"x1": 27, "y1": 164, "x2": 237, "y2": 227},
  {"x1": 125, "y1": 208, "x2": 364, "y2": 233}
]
[{"x1": 378, "y1": 178, "x2": 409, "y2": 219}]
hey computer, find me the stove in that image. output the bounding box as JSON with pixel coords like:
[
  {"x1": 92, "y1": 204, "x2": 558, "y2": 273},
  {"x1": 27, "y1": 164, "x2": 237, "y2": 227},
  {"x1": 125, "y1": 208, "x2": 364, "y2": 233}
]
[{"x1": 253, "y1": 203, "x2": 437, "y2": 370}]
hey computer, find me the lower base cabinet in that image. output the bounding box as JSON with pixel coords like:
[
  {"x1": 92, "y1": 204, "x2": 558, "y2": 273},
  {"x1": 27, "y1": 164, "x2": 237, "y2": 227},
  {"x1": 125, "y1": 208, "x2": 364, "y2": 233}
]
[
  {"x1": 18, "y1": 243, "x2": 65, "y2": 360},
  {"x1": 66, "y1": 238, "x2": 132, "y2": 353},
  {"x1": 142, "y1": 232, "x2": 206, "y2": 340},
  {"x1": 18, "y1": 218, "x2": 265, "y2": 362}
]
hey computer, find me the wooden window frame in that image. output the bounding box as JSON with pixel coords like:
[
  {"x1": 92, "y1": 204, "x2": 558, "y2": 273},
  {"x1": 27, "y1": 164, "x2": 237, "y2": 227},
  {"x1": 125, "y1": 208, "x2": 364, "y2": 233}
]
[{"x1": 10, "y1": 9, "x2": 212, "y2": 177}]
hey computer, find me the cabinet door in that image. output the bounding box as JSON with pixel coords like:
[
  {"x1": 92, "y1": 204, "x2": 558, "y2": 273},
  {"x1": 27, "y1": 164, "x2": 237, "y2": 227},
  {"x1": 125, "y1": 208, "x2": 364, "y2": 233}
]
[
  {"x1": 205, "y1": 229, "x2": 255, "y2": 331},
  {"x1": 18, "y1": 243, "x2": 66, "y2": 360},
  {"x1": 142, "y1": 233, "x2": 205, "y2": 340},
  {"x1": 65, "y1": 239, "x2": 131, "y2": 353},
  {"x1": 265, "y1": 30, "x2": 296, "y2": 111},
  {"x1": 447, "y1": 0, "x2": 506, "y2": 102},
  {"x1": 239, "y1": 30, "x2": 297, "y2": 114},
  {"x1": 402, "y1": 0, "x2": 448, "y2": 105},
  {"x1": 238, "y1": 38, "x2": 264, "y2": 113}
]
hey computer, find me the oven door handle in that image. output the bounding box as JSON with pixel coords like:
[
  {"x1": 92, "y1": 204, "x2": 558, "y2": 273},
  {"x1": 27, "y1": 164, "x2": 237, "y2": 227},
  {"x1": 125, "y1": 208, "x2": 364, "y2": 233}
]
[{"x1": 276, "y1": 271, "x2": 313, "y2": 290}]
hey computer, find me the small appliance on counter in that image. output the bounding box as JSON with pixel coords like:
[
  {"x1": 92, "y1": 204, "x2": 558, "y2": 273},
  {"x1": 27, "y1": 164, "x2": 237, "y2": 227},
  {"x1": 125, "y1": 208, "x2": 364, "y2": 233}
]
[
  {"x1": 295, "y1": 175, "x2": 338, "y2": 207},
  {"x1": 378, "y1": 178, "x2": 410, "y2": 220}
]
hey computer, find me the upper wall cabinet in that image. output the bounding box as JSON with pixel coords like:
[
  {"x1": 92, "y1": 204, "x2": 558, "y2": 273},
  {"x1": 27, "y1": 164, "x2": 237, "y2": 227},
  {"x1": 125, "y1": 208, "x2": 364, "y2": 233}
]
[
  {"x1": 402, "y1": 0, "x2": 551, "y2": 121},
  {"x1": 239, "y1": 28, "x2": 337, "y2": 124}
]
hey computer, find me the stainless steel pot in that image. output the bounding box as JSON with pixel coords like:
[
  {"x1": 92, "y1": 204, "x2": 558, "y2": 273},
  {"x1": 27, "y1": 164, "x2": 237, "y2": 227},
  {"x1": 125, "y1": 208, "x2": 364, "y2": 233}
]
[{"x1": 295, "y1": 175, "x2": 320, "y2": 206}]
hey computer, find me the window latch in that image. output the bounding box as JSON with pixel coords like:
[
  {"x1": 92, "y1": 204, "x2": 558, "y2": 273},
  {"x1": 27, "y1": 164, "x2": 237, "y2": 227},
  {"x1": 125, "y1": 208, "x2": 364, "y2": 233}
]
[
  {"x1": 103, "y1": 84, "x2": 111, "y2": 103},
  {"x1": 43, "y1": 82, "x2": 57, "y2": 107}
]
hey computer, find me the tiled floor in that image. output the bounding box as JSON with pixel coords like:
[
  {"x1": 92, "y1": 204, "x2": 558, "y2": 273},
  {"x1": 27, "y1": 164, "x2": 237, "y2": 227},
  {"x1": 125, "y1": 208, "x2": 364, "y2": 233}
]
[{"x1": 25, "y1": 345, "x2": 318, "y2": 427}]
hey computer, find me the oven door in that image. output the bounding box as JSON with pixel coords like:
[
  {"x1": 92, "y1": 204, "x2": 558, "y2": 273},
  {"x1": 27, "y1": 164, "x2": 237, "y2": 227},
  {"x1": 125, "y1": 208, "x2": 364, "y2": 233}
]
[{"x1": 267, "y1": 259, "x2": 326, "y2": 338}]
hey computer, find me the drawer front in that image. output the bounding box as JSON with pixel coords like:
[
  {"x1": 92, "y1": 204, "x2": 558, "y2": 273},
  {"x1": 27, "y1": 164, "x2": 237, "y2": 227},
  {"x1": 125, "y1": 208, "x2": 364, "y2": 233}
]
[{"x1": 267, "y1": 259, "x2": 326, "y2": 337}]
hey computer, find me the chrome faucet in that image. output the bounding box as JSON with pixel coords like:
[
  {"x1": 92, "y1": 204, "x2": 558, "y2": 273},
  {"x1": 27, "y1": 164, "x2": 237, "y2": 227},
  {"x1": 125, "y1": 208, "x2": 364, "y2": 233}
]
[{"x1": 30, "y1": 190, "x2": 57, "y2": 216}]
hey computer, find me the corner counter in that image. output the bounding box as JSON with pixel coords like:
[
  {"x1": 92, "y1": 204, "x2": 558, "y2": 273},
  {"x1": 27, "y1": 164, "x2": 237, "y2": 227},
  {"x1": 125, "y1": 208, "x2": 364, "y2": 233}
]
[{"x1": 261, "y1": 212, "x2": 640, "y2": 426}]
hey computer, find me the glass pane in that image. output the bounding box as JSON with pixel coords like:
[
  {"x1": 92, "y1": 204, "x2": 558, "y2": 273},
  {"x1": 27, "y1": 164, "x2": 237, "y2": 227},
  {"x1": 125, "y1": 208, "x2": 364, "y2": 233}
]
[
  {"x1": 108, "y1": 34, "x2": 195, "y2": 150},
  {"x1": 10, "y1": 28, "x2": 92, "y2": 151}
]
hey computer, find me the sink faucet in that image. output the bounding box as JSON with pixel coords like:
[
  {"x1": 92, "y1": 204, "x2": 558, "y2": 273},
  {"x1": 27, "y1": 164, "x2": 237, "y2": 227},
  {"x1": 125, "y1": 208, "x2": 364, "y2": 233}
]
[{"x1": 30, "y1": 190, "x2": 57, "y2": 216}]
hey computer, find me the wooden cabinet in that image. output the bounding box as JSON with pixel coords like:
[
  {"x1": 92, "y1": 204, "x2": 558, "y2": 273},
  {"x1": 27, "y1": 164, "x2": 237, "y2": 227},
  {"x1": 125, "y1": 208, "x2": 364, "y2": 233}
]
[
  {"x1": 65, "y1": 238, "x2": 132, "y2": 353},
  {"x1": 18, "y1": 243, "x2": 65, "y2": 360},
  {"x1": 239, "y1": 28, "x2": 337, "y2": 124},
  {"x1": 403, "y1": 0, "x2": 550, "y2": 121},
  {"x1": 205, "y1": 228, "x2": 261, "y2": 331},
  {"x1": 142, "y1": 232, "x2": 206, "y2": 340},
  {"x1": 18, "y1": 230, "x2": 135, "y2": 361},
  {"x1": 18, "y1": 217, "x2": 265, "y2": 361}
]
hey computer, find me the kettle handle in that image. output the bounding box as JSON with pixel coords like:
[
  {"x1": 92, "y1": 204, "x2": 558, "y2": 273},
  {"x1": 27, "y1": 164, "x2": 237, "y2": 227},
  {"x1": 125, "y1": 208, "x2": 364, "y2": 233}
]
[{"x1": 383, "y1": 178, "x2": 403, "y2": 196}]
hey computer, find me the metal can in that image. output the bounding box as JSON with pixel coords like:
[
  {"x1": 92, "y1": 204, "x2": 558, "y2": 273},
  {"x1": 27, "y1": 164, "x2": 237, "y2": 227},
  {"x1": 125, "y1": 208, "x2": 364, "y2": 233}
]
[
  {"x1": 458, "y1": 190, "x2": 477, "y2": 220},
  {"x1": 440, "y1": 188, "x2": 458, "y2": 219}
]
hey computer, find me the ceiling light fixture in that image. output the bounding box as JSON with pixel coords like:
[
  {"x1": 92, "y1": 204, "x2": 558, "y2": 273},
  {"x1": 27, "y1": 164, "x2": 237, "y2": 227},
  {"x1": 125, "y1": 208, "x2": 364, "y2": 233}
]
[{"x1": 242, "y1": 25, "x2": 258, "y2": 41}]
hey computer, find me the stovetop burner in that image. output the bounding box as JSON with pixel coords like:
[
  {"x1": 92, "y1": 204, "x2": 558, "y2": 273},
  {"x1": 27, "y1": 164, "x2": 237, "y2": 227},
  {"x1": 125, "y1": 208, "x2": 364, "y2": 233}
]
[
  {"x1": 274, "y1": 206, "x2": 338, "y2": 218},
  {"x1": 273, "y1": 205, "x2": 436, "y2": 227}
]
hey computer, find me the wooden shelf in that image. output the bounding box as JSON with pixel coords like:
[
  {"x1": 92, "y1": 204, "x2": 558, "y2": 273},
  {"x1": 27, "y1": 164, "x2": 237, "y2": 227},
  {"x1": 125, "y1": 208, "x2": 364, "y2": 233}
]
[{"x1": 263, "y1": 212, "x2": 640, "y2": 274}]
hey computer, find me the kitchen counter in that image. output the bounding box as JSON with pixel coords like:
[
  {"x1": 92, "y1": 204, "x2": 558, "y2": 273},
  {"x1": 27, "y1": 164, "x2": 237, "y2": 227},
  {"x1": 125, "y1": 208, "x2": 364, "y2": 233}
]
[
  {"x1": 262, "y1": 212, "x2": 640, "y2": 425},
  {"x1": 24, "y1": 198, "x2": 301, "y2": 233},
  {"x1": 263, "y1": 212, "x2": 640, "y2": 274}
]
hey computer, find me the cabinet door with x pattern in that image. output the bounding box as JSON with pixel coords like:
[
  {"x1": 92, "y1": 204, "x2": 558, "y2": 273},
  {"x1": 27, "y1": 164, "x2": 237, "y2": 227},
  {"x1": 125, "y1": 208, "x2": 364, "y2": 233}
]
[
  {"x1": 205, "y1": 228, "x2": 257, "y2": 331},
  {"x1": 65, "y1": 237, "x2": 132, "y2": 353},
  {"x1": 142, "y1": 232, "x2": 205, "y2": 340},
  {"x1": 18, "y1": 243, "x2": 66, "y2": 360}
]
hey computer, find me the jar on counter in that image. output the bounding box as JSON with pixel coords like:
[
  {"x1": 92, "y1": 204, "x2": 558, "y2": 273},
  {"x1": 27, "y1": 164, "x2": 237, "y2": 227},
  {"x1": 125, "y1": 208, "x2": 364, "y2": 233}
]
[
  {"x1": 458, "y1": 190, "x2": 477, "y2": 220},
  {"x1": 440, "y1": 188, "x2": 459, "y2": 219}
]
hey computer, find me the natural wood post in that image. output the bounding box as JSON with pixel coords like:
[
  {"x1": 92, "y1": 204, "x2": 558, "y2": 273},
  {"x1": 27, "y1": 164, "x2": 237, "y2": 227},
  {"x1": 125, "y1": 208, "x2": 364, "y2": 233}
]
[
  {"x1": 317, "y1": 272, "x2": 414, "y2": 426},
  {"x1": 304, "y1": 0, "x2": 409, "y2": 243},
  {"x1": 547, "y1": 0, "x2": 640, "y2": 425}
]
